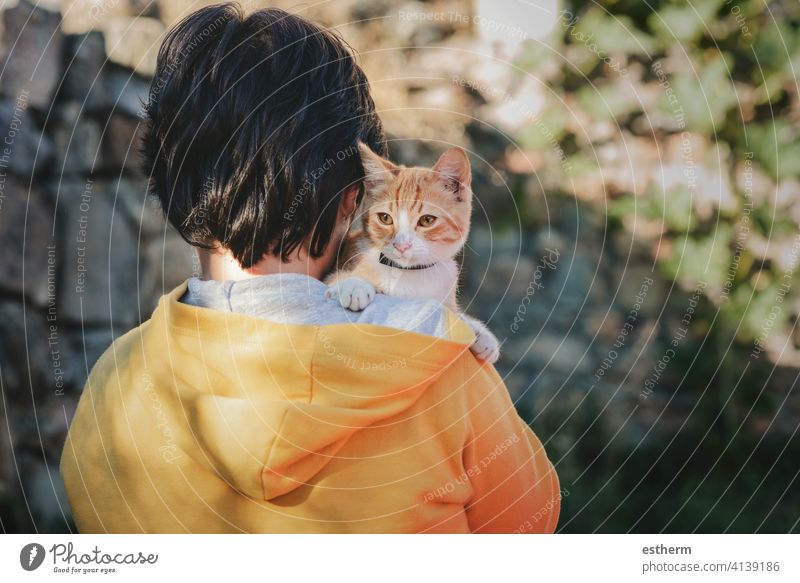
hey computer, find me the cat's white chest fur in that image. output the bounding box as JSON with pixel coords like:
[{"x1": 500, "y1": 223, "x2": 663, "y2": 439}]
[{"x1": 376, "y1": 259, "x2": 458, "y2": 306}]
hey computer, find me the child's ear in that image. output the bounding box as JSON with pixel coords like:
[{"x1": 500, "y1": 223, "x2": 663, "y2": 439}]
[
  {"x1": 358, "y1": 142, "x2": 397, "y2": 195},
  {"x1": 339, "y1": 185, "x2": 359, "y2": 218},
  {"x1": 432, "y1": 147, "x2": 472, "y2": 196}
]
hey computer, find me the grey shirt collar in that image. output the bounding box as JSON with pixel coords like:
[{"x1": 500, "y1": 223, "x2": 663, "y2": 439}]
[{"x1": 182, "y1": 273, "x2": 449, "y2": 338}]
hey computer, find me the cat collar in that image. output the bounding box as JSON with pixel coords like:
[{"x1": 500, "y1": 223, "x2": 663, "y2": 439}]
[{"x1": 379, "y1": 253, "x2": 438, "y2": 271}]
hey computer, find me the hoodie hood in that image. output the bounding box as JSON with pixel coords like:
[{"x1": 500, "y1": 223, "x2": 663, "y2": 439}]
[{"x1": 140, "y1": 283, "x2": 475, "y2": 501}]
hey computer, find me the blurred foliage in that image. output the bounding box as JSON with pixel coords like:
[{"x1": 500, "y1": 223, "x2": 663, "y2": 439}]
[
  {"x1": 502, "y1": 0, "x2": 800, "y2": 532},
  {"x1": 514, "y1": 0, "x2": 800, "y2": 365}
]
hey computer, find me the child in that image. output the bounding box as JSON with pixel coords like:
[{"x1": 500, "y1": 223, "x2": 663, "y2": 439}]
[{"x1": 60, "y1": 2, "x2": 560, "y2": 533}]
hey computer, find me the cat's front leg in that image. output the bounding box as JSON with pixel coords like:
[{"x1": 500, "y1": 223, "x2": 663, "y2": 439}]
[
  {"x1": 460, "y1": 314, "x2": 501, "y2": 364},
  {"x1": 325, "y1": 276, "x2": 376, "y2": 311}
]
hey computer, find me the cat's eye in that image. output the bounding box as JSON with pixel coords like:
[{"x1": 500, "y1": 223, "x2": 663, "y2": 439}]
[
  {"x1": 418, "y1": 215, "x2": 437, "y2": 227},
  {"x1": 376, "y1": 212, "x2": 393, "y2": 225}
]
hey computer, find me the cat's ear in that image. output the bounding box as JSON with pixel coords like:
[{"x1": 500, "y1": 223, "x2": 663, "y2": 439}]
[
  {"x1": 433, "y1": 147, "x2": 471, "y2": 197},
  {"x1": 358, "y1": 142, "x2": 397, "y2": 195}
]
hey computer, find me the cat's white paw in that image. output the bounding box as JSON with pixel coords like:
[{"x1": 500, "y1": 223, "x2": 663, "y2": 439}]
[
  {"x1": 471, "y1": 330, "x2": 500, "y2": 364},
  {"x1": 464, "y1": 317, "x2": 500, "y2": 364},
  {"x1": 325, "y1": 277, "x2": 376, "y2": 311}
]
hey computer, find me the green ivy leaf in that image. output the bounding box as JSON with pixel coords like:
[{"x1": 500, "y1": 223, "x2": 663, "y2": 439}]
[
  {"x1": 573, "y1": 7, "x2": 659, "y2": 57},
  {"x1": 577, "y1": 80, "x2": 642, "y2": 120},
  {"x1": 661, "y1": 54, "x2": 737, "y2": 132},
  {"x1": 748, "y1": 120, "x2": 800, "y2": 180},
  {"x1": 648, "y1": 0, "x2": 726, "y2": 43},
  {"x1": 662, "y1": 224, "x2": 733, "y2": 291}
]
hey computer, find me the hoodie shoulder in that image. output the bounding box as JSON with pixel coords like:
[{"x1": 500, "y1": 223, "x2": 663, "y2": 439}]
[{"x1": 352, "y1": 294, "x2": 452, "y2": 338}]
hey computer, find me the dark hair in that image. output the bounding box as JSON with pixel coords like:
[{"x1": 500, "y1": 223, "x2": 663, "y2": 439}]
[{"x1": 141, "y1": 2, "x2": 386, "y2": 266}]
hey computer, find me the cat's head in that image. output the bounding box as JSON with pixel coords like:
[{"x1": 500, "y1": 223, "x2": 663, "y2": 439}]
[{"x1": 357, "y1": 143, "x2": 473, "y2": 268}]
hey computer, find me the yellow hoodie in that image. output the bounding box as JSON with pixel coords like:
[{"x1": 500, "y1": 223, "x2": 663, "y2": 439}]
[{"x1": 60, "y1": 282, "x2": 560, "y2": 533}]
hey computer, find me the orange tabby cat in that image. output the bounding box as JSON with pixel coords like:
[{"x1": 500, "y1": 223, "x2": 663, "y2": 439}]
[{"x1": 325, "y1": 143, "x2": 500, "y2": 363}]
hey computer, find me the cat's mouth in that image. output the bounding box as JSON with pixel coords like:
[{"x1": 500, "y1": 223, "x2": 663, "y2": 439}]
[{"x1": 392, "y1": 251, "x2": 412, "y2": 264}]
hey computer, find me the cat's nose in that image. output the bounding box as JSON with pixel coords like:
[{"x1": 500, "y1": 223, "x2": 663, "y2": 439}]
[{"x1": 393, "y1": 242, "x2": 412, "y2": 253}]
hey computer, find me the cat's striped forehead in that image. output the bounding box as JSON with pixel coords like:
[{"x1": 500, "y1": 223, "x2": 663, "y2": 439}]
[
  {"x1": 384, "y1": 171, "x2": 426, "y2": 212},
  {"x1": 372, "y1": 165, "x2": 470, "y2": 211}
]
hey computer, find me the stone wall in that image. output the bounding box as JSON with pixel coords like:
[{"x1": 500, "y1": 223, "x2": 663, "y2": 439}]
[{"x1": 0, "y1": 0, "x2": 198, "y2": 531}]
